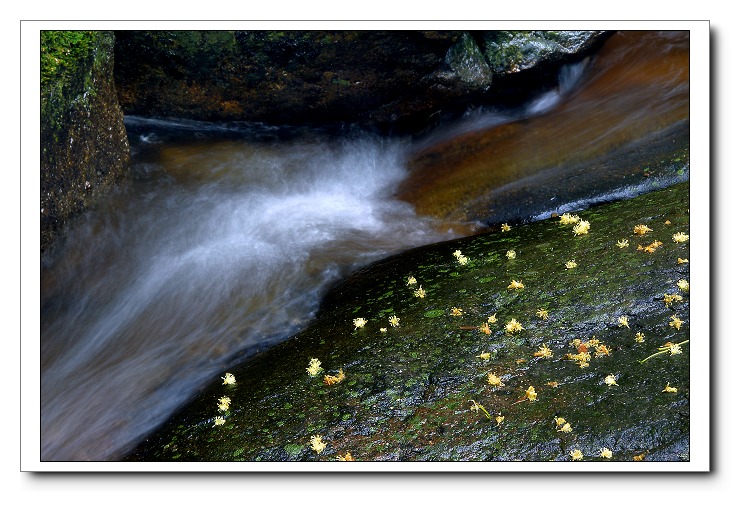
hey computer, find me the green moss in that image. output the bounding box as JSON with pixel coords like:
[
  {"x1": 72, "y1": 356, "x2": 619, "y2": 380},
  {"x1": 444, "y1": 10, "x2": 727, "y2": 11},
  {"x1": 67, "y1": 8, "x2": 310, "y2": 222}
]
[
  {"x1": 127, "y1": 182, "x2": 690, "y2": 462},
  {"x1": 283, "y1": 443, "x2": 305, "y2": 457}
]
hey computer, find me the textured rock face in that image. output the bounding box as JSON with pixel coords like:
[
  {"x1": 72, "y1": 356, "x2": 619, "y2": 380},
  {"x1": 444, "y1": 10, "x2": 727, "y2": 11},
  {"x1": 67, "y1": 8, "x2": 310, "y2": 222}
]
[
  {"x1": 113, "y1": 30, "x2": 606, "y2": 132},
  {"x1": 40, "y1": 31, "x2": 130, "y2": 255},
  {"x1": 481, "y1": 30, "x2": 609, "y2": 76},
  {"x1": 125, "y1": 182, "x2": 690, "y2": 463}
]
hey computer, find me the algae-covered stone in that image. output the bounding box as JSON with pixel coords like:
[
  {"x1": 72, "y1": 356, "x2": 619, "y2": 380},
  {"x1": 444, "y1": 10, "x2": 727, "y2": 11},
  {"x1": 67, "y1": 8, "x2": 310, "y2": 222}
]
[
  {"x1": 113, "y1": 30, "x2": 609, "y2": 133},
  {"x1": 41, "y1": 30, "x2": 130, "y2": 255},
  {"x1": 126, "y1": 182, "x2": 690, "y2": 462},
  {"x1": 480, "y1": 30, "x2": 609, "y2": 76}
]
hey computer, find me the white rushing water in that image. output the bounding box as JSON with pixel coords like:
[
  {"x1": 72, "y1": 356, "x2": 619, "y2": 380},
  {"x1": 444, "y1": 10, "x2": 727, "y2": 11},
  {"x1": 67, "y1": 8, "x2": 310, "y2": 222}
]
[{"x1": 40, "y1": 124, "x2": 459, "y2": 461}]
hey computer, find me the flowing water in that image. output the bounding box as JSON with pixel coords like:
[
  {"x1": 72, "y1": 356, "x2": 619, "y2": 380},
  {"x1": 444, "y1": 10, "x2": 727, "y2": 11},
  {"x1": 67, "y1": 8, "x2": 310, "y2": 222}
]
[
  {"x1": 39, "y1": 30, "x2": 689, "y2": 461},
  {"x1": 40, "y1": 124, "x2": 461, "y2": 461}
]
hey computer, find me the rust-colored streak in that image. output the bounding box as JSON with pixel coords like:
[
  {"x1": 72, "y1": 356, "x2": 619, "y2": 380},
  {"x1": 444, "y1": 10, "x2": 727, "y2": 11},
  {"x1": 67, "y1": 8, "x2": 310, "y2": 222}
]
[{"x1": 398, "y1": 31, "x2": 689, "y2": 221}]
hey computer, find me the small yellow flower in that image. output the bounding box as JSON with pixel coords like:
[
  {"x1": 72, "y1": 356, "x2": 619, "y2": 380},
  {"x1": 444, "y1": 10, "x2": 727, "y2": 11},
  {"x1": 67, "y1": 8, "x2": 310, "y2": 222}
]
[
  {"x1": 310, "y1": 435, "x2": 327, "y2": 454},
  {"x1": 218, "y1": 396, "x2": 232, "y2": 412},
  {"x1": 664, "y1": 220, "x2": 672, "y2": 225},
  {"x1": 677, "y1": 258, "x2": 689, "y2": 264},
  {"x1": 618, "y1": 315, "x2": 630, "y2": 328},
  {"x1": 533, "y1": 344, "x2": 553, "y2": 358},
  {"x1": 406, "y1": 275, "x2": 417, "y2": 286},
  {"x1": 672, "y1": 232, "x2": 690, "y2": 243},
  {"x1": 323, "y1": 369, "x2": 346, "y2": 386},
  {"x1": 677, "y1": 279, "x2": 689, "y2": 292},
  {"x1": 353, "y1": 317, "x2": 368, "y2": 329},
  {"x1": 536, "y1": 308, "x2": 549, "y2": 320},
  {"x1": 635, "y1": 332, "x2": 645, "y2": 343},
  {"x1": 504, "y1": 318, "x2": 523, "y2": 335},
  {"x1": 554, "y1": 417, "x2": 566, "y2": 427},
  {"x1": 570, "y1": 449, "x2": 583, "y2": 461},
  {"x1": 221, "y1": 372, "x2": 236, "y2": 385},
  {"x1": 495, "y1": 415, "x2": 505, "y2": 426},
  {"x1": 479, "y1": 323, "x2": 492, "y2": 335},
  {"x1": 616, "y1": 239, "x2": 630, "y2": 248},
  {"x1": 559, "y1": 213, "x2": 581, "y2": 225},
  {"x1": 413, "y1": 286, "x2": 426, "y2": 298},
  {"x1": 604, "y1": 374, "x2": 618, "y2": 387},
  {"x1": 388, "y1": 315, "x2": 400, "y2": 327},
  {"x1": 487, "y1": 373, "x2": 504, "y2": 387},
  {"x1": 662, "y1": 383, "x2": 678, "y2": 393},
  {"x1": 633, "y1": 452, "x2": 647, "y2": 461},
  {"x1": 594, "y1": 344, "x2": 611, "y2": 358},
  {"x1": 477, "y1": 351, "x2": 492, "y2": 360},
  {"x1": 567, "y1": 351, "x2": 591, "y2": 368},
  {"x1": 307, "y1": 358, "x2": 323, "y2": 376},
  {"x1": 213, "y1": 416, "x2": 226, "y2": 426},
  {"x1": 450, "y1": 307, "x2": 463, "y2": 316},
  {"x1": 337, "y1": 452, "x2": 354, "y2": 461},
  {"x1": 663, "y1": 293, "x2": 683, "y2": 307},
  {"x1": 546, "y1": 381, "x2": 559, "y2": 388},
  {"x1": 380, "y1": 327, "x2": 387, "y2": 333},
  {"x1": 453, "y1": 250, "x2": 469, "y2": 265},
  {"x1": 501, "y1": 223, "x2": 511, "y2": 232},
  {"x1": 559, "y1": 423, "x2": 573, "y2": 433},
  {"x1": 572, "y1": 220, "x2": 591, "y2": 236},
  {"x1": 565, "y1": 260, "x2": 577, "y2": 269},
  {"x1": 525, "y1": 386, "x2": 538, "y2": 401},
  {"x1": 669, "y1": 315, "x2": 684, "y2": 330},
  {"x1": 638, "y1": 240, "x2": 663, "y2": 253},
  {"x1": 506, "y1": 249, "x2": 516, "y2": 259},
  {"x1": 572, "y1": 338, "x2": 583, "y2": 348},
  {"x1": 487, "y1": 314, "x2": 497, "y2": 324},
  {"x1": 663, "y1": 342, "x2": 683, "y2": 355},
  {"x1": 634, "y1": 224, "x2": 653, "y2": 236},
  {"x1": 507, "y1": 280, "x2": 524, "y2": 290},
  {"x1": 600, "y1": 448, "x2": 613, "y2": 459},
  {"x1": 587, "y1": 336, "x2": 600, "y2": 347}
]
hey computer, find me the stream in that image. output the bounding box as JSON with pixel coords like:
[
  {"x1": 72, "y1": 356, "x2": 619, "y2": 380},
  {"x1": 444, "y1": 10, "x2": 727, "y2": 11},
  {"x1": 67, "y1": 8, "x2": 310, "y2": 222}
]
[{"x1": 40, "y1": 30, "x2": 689, "y2": 461}]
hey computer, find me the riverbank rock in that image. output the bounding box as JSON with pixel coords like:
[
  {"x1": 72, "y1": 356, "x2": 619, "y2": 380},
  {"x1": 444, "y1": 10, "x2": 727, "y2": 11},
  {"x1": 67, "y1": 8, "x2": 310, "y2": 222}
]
[
  {"x1": 41, "y1": 31, "x2": 131, "y2": 256},
  {"x1": 125, "y1": 181, "x2": 690, "y2": 463},
  {"x1": 398, "y1": 31, "x2": 689, "y2": 227},
  {"x1": 113, "y1": 30, "x2": 607, "y2": 133},
  {"x1": 479, "y1": 31, "x2": 611, "y2": 98}
]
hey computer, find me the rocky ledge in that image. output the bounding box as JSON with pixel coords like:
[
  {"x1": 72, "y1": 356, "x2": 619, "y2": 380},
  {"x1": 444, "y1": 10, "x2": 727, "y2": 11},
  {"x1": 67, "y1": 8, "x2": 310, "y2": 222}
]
[
  {"x1": 113, "y1": 30, "x2": 609, "y2": 133},
  {"x1": 125, "y1": 181, "x2": 690, "y2": 463}
]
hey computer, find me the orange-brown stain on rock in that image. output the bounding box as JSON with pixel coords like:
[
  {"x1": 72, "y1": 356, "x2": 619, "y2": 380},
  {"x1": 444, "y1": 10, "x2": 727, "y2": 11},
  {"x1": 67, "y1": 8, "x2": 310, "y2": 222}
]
[{"x1": 398, "y1": 31, "x2": 689, "y2": 223}]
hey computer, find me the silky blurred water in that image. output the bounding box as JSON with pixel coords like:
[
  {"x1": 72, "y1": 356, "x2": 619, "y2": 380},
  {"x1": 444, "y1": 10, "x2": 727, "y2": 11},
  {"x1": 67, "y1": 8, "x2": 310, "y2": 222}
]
[
  {"x1": 39, "y1": 30, "x2": 689, "y2": 462},
  {"x1": 40, "y1": 126, "x2": 461, "y2": 461}
]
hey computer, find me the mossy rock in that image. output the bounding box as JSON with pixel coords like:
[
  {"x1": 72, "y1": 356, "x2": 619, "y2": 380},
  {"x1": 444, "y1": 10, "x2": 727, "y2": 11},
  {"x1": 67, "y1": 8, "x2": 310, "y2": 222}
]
[
  {"x1": 126, "y1": 182, "x2": 690, "y2": 462},
  {"x1": 41, "y1": 30, "x2": 130, "y2": 255}
]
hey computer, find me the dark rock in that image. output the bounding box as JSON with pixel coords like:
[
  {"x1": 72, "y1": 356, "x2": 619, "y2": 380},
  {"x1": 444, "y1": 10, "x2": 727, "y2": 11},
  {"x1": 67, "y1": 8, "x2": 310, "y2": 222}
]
[
  {"x1": 478, "y1": 30, "x2": 613, "y2": 100},
  {"x1": 113, "y1": 30, "x2": 606, "y2": 133},
  {"x1": 125, "y1": 182, "x2": 690, "y2": 462},
  {"x1": 481, "y1": 30, "x2": 610, "y2": 76},
  {"x1": 41, "y1": 31, "x2": 131, "y2": 255}
]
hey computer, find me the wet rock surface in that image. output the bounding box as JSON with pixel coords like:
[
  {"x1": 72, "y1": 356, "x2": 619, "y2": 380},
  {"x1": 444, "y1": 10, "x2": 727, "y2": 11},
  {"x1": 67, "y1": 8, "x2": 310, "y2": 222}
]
[
  {"x1": 398, "y1": 31, "x2": 689, "y2": 227},
  {"x1": 113, "y1": 30, "x2": 607, "y2": 133},
  {"x1": 125, "y1": 181, "x2": 690, "y2": 463},
  {"x1": 41, "y1": 31, "x2": 130, "y2": 256}
]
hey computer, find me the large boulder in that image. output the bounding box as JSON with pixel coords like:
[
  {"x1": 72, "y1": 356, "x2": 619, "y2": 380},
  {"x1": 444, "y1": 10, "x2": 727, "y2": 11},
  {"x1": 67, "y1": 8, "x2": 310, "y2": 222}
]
[
  {"x1": 41, "y1": 31, "x2": 130, "y2": 255},
  {"x1": 113, "y1": 30, "x2": 607, "y2": 133},
  {"x1": 125, "y1": 181, "x2": 690, "y2": 462}
]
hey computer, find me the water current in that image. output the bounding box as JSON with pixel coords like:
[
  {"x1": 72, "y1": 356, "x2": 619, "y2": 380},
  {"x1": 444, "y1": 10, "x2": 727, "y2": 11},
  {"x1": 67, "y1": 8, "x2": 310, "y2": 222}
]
[{"x1": 39, "y1": 30, "x2": 689, "y2": 461}]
